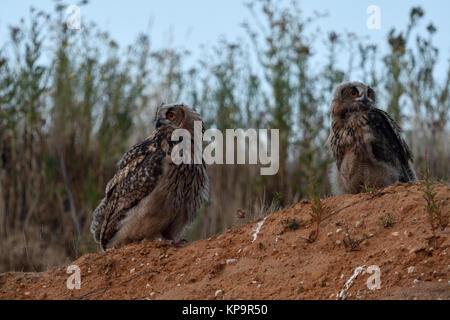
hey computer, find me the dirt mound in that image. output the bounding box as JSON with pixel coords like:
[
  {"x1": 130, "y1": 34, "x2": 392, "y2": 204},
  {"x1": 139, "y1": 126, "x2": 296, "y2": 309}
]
[{"x1": 0, "y1": 182, "x2": 449, "y2": 300}]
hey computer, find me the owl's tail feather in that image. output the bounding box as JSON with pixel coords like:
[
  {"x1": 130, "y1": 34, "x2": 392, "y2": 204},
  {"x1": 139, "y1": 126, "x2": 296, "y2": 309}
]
[{"x1": 90, "y1": 198, "x2": 107, "y2": 244}]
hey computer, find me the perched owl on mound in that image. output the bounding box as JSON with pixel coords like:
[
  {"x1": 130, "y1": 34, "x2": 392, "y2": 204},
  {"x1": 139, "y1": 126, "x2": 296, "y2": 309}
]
[
  {"x1": 328, "y1": 82, "x2": 416, "y2": 195},
  {"x1": 90, "y1": 103, "x2": 209, "y2": 250}
]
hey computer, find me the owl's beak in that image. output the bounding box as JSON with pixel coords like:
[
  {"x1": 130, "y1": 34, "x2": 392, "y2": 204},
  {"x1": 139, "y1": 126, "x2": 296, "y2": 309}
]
[
  {"x1": 155, "y1": 119, "x2": 162, "y2": 128},
  {"x1": 361, "y1": 94, "x2": 371, "y2": 104}
]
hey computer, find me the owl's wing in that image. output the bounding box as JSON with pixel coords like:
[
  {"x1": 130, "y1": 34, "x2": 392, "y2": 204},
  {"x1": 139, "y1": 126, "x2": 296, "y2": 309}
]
[
  {"x1": 91, "y1": 135, "x2": 166, "y2": 249},
  {"x1": 368, "y1": 108, "x2": 416, "y2": 182}
]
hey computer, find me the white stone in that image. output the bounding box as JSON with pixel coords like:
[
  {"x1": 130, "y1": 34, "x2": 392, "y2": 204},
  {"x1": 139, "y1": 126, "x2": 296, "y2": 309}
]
[
  {"x1": 215, "y1": 290, "x2": 224, "y2": 297},
  {"x1": 407, "y1": 266, "x2": 416, "y2": 274}
]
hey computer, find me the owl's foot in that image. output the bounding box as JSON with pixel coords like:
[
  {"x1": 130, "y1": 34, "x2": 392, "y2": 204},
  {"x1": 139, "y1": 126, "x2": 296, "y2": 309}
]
[{"x1": 171, "y1": 238, "x2": 188, "y2": 248}]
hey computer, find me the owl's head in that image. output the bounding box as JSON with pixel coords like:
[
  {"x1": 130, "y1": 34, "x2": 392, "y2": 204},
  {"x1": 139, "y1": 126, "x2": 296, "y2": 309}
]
[
  {"x1": 331, "y1": 81, "x2": 376, "y2": 120},
  {"x1": 154, "y1": 103, "x2": 203, "y2": 134}
]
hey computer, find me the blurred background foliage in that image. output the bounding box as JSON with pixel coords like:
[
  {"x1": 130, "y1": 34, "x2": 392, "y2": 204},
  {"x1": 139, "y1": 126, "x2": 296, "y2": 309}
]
[{"x1": 0, "y1": 0, "x2": 448, "y2": 272}]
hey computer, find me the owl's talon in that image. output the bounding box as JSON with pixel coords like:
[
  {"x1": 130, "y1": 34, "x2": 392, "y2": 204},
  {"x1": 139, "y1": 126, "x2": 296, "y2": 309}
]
[{"x1": 171, "y1": 238, "x2": 187, "y2": 247}]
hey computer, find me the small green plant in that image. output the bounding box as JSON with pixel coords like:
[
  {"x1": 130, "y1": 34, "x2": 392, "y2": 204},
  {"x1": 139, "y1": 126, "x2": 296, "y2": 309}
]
[
  {"x1": 363, "y1": 180, "x2": 378, "y2": 194},
  {"x1": 378, "y1": 212, "x2": 396, "y2": 228},
  {"x1": 342, "y1": 226, "x2": 372, "y2": 251},
  {"x1": 421, "y1": 152, "x2": 443, "y2": 249},
  {"x1": 282, "y1": 217, "x2": 301, "y2": 231},
  {"x1": 307, "y1": 175, "x2": 324, "y2": 242}
]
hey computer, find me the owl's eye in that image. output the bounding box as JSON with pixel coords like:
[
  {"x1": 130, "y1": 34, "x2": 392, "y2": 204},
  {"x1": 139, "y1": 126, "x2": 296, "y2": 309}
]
[
  {"x1": 350, "y1": 88, "x2": 358, "y2": 98},
  {"x1": 167, "y1": 111, "x2": 176, "y2": 120}
]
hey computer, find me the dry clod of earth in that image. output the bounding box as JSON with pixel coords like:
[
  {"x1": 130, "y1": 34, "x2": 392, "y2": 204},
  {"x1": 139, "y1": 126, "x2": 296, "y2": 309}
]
[{"x1": 0, "y1": 183, "x2": 448, "y2": 300}]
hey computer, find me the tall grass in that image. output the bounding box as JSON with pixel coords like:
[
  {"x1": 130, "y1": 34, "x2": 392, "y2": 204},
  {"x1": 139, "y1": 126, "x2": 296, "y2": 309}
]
[{"x1": 0, "y1": 0, "x2": 449, "y2": 271}]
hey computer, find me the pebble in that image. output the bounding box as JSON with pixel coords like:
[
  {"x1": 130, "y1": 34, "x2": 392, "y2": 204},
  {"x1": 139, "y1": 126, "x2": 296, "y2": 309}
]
[
  {"x1": 187, "y1": 278, "x2": 196, "y2": 283},
  {"x1": 257, "y1": 284, "x2": 262, "y2": 289},
  {"x1": 146, "y1": 283, "x2": 151, "y2": 288},
  {"x1": 226, "y1": 259, "x2": 237, "y2": 264},
  {"x1": 336, "y1": 228, "x2": 343, "y2": 234},
  {"x1": 413, "y1": 279, "x2": 420, "y2": 284},
  {"x1": 24, "y1": 292, "x2": 30, "y2": 296},
  {"x1": 215, "y1": 290, "x2": 224, "y2": 297},
  {"x1": 407, "y1": 266, "x2": 416, "y2": 274},
  {"x1": 130, "y1": 268, "x2": 135, "y2": 274},
  {"x1": 335, "y1": 240, "x2": 341, "y2": 245},
  {"x1": 360, "y1": 213, "x2": 367, "y2": 218},
  {"x1": 391, "y1": 232, "x2": 400, "y2": 236},
  {"x1": 327, "y1": 232, "x2": 333, "y2": 237},
  {"x1": 150, "y1": 292, "x2": 157, "y2": 297},
  {"x1": 355, "y1": 221, "x2": 363, "y2": 228}
]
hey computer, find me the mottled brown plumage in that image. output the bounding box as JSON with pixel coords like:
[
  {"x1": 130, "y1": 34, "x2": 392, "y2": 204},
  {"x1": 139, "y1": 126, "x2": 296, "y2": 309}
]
[
  {"x1": 90, "y1": 103, "x2": 209, "y2": 250},
  {"x1": 329, "y1": 82, "x2": 416, "y2": 195}
]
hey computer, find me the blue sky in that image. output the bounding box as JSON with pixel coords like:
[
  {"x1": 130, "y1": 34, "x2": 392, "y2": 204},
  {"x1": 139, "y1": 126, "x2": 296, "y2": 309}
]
[{"x1": 1, "y1": 0, "x2": 449, "y2": 74}]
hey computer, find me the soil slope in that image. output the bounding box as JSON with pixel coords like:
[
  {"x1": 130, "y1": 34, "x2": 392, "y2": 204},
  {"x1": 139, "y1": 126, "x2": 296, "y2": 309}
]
[{"x1": 0, "y1": 182, "x2": 449, "y2": 300}]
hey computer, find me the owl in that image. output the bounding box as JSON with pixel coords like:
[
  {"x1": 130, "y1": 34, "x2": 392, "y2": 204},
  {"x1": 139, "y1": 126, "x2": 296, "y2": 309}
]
[
  {"x1": 328, "y1": 82, "x2": 416, "y2": 195},
  {"x1": 90, "y1": 103, "x2": 209, "y2": 250}
]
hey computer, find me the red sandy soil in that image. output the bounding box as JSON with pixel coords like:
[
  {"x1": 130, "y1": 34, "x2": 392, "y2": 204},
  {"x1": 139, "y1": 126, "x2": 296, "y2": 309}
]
[{"x1": 0, "y1": 182, "x2": 449, "y2": 300}]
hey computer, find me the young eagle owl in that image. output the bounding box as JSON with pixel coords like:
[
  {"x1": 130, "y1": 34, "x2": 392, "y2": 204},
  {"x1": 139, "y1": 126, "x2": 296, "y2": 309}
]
[
  {"x1": 329, "y1": 82, "x2": 416, "y2": 195},
  {"x1": 90, "y1": 103, "x2": 209, "y2": 250}
]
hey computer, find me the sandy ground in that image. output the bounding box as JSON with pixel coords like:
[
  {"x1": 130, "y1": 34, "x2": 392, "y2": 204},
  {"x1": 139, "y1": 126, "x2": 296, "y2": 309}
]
[{"x1": 0, "y1": 182, "x2": 449, "y2": 300}]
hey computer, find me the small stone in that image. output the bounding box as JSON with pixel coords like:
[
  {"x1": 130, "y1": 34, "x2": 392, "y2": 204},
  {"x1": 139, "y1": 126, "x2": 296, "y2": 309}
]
[
  {"x1": 391, "y1": 232, "x2": 400, "y2": 236},
  {"x1": 24, "y1": 292, "x2": 30, "y2": 296},
  {"x1": 187, "y1": 278, "x2": 196, "y2": 283},
  {"x1": 360, "y1": 213, "x2": 367, "y2": 218},
  {"x1": 407, "y1": 266, "x2": 416, "y2": 274},
  {"x1": 355, "y1": 221, "x2": 363, "y2": 228},
  {"x1": 335, "y1": 240, "x2": 341, "y2": 245},
  {"x1": 336, "y1": 228, "x2": 343, "y2": 234},
  {"x1": 252, "y1": 280, "x2": 258, "y2": 284},
  {"x1": 327, "y1": 232, "x2": 333, "y2": 237},
  {"x1": 438, "y1": 279, "x2": 443, "y2": 282},
  {"x1": 177, "y1": 283, "x2": 181, "y2": 287},
  {"x1": 130, "y1": 268, "x2": 135, "y2": 274},
  {"x1": 226, "y1": 259, "x2": 237, "y2": 264},
  {"x1": 88, "y1": 267, "x2": 92, "y2": 273},
  {"x1": 146, "y1": 283, "x2": 151, "y2": 288},
  {"x1": 131, "y1": 257, "x2": 136, "y2": 262},
  {"x1": 215, "y1": 289, "x2": 224, "y2": 297},
  {"x1": 404, "y1": 230, "x2": 412, "y2": 237},
  {"x1": 150, "y1": 292, "x2": 157, "y2": 297},
  {"x1": 413, "y1": 279, "x2": 420, "y2": 284},
  {"x1": 257, "y1": 284, "x2": 262, "y2": 289}
]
